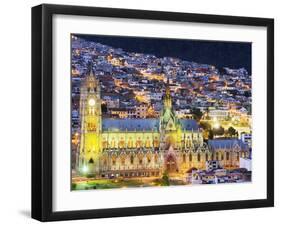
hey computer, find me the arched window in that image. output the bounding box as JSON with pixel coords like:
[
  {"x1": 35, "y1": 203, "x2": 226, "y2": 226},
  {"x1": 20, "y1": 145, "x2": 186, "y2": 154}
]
[
  {"x1": 112, "y1": 156, "x2": 116, "y2": 165},
  {"x1": 205, "y1": 153, "x2": 208, "y2": 161},
  {"x1": 147, "y1": 155, "x2": 151, "y2": 164},
  {"x1": 153, "y1": 139, "x2": 159, "y2": 148},
  {"x1": 221, "y1": 152, "x2": 224, "y2": 161},
  {"x1": 183, "y1": 154, "x2": 186, "y2": 163},
  {"x1": 119, "y1": 140, "x2": 125, "y2": 148},
  {"x1": 181, "y1": 139, "x2": 185, "y2": 147},
  {"x1": 189, "y1": 154, "x2": 192, "y2": 162},
  {"x1": 197, "y1": 153, "x2": 201, "y2": 162},
  {"x1": 216, "y1": 152, "x2": 219, "y2": 160},
  {"x1": 226, "y1": 152, "x2": 230, "y2": 161},
  {"x1": 145, "y1": 138, "x2": 151, "y2": 148},
  {"x1": 111, "y1": 139, "x2": 115, "y2": 149},
  {"x1": 130, "y1": 155, "x2": 134, "y2": 164},
  {"x1": 87, "y1": 122, "x2": 96, "y2": 131},
  {"x1": 154, "y1": 155, "x2": 158, "y2": 164},
  {"x1": 121, "y1": 156, "x2": 125, "y2": 165},
  {"x1": 102, "y1": 140, "x2": 108, "y2": 149},
  {"x1": 136, "y1": 140, "x2": 142, "y2": 148},
  {"x1": 237, "y1": 152, "x2": 240, "y2": 161},
  {"x1": 128, "y1": 138, "x2": 132, "y2": 148}
]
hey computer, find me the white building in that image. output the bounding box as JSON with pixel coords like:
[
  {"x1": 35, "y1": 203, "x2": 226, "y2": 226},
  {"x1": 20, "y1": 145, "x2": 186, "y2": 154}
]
[
  {"x1": 206, "y1": 160, "x2": 221, "y2": 171},
  {"x1": 239, "y1": 157, "x2": 252, "y2": 171},
  {"x1": 135, "y1": 104, "x2": 148, "y2": 118},
  {"x1": 208, "y1": 109, "x2": 229, "y2": 120},
  {"x1": 241, "y1": 133, "x2": 252, "y2": 148}
]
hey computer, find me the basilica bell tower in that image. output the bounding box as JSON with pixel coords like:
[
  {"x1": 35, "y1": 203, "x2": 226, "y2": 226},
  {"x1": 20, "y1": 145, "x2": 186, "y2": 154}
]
[
  {"x1": 159, "y1": 80, "x2": 181, "y2": 151},
  {"x1": 78, "y1": 64, "x2": 102, "y2": 176}
]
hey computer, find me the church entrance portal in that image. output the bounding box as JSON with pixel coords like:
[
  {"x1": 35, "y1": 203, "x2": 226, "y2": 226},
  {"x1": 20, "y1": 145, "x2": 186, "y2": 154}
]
[{"x1": 166, "y1": 154, "x2": 177, "y2": 173}]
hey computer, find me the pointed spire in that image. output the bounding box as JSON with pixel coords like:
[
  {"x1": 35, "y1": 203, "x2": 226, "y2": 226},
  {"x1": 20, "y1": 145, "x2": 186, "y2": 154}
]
[
  {"x1": 88, "y1": 61, "x2": 94, "y2": 77},
  {"x1": 165, "y1": 77, "x2": 171, "y2": 96},
  {"x1": 89, "y1": 67, "x2": 94, "y2": 77},
  {"x1": 86, "y1": 61, "x2": 99, "y2": 91},
  {"x1": 163, "y1": 77, "x2": 172, "y2": 109}
]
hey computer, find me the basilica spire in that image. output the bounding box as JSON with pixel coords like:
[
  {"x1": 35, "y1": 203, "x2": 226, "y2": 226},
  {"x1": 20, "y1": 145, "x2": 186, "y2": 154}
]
[
  {"x1": 86, "y1": 61, "x2": 99, "y2": 92},
  {"x1": 159, "y1": 77, "x2": 180, "y2": 133},
  {"x1": 89, "y1": 64, "x2": 94, "y2": 77},
  {"x1": 164, "y1": 78, "x2": 172, "y2": 109}
]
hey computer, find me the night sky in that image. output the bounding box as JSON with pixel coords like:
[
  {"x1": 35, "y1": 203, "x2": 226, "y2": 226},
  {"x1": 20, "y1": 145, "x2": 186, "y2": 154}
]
[{"x1": 77, "y1": 34, "x2": 252, "y2": 74}]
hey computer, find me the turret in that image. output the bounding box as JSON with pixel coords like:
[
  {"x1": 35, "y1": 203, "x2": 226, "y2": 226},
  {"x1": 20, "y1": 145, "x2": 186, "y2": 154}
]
[
  {"x1": 85, "y1": 63, "x2": 100, "y2": 97},
  {"x1": 163, "y1": 79, "x2": 172, "y2": 109},
  {"x1": 78, "y1": 63, "x2": 102, "y2": 176}
]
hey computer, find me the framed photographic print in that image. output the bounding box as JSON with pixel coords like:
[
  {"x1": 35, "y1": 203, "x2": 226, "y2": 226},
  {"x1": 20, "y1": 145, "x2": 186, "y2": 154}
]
[{"x1": 31, "y1": 4, "x2": 274, "y2": 221}]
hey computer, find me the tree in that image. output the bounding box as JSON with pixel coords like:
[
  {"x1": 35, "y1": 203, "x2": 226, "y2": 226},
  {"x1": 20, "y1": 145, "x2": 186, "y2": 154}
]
[
  {"x1": 208, "y1": 130, "x2": 214, "y2": 140},
  {"x1": 71, "y1": 183, "x2": 77, "y2": 190},
  {"x1": 101, "y1": 102, "x2": 107, "y2": 114},
  {"x1": 191, "y1": 108, "x2": 203, "y2": 121},
  {"x1": 199, "y1": 121, "x2": 212, "y2": 130},
  {"x1": 162, "y1": 171, "x2": 170, "y2": 186},
  {"x1": 226, "y1": 115, "x2": 231, "y2": 121},
  {"x1": 228, "y1": 126, "x2": 237, "y2": 137},
  {"x1": 213, "y1": 126, "x2": 224, "y2": 136},
  {"x1": 200, "y1": 121, "x2": 212, "y2": 140}
]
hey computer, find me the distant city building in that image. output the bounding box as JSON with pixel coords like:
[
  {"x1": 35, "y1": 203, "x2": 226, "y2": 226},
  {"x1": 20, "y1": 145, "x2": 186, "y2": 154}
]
[
  {"x1": 208, "y1": 139, "x2": 250, "y2": 168},
  {"x1": 239, "y1": 157, "x2": 252, "y2": 171},
  {"x1": 135, "y1": 104, "x2": 148, "y2": 119},
  {"x1": 103, "y1": 96, "x2": 120, "y2": 108},
  {"x1": 207, "y1": 109, "x2": 229, "y2": 121},
  {"x1": 206, "y1": 160, "x2": 221, "y2": 171},
  {"x1": 110, "y1": 108, "x2": 129, "y2": 119},
  {"x1": 241, "y1": 133, "x2": 252, "y2": 148}
]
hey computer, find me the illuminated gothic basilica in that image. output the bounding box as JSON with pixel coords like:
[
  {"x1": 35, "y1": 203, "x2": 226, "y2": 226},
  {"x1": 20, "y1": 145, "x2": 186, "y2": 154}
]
[{"x1": 76, "y1": 68, "x2": 249, "y2": 177}]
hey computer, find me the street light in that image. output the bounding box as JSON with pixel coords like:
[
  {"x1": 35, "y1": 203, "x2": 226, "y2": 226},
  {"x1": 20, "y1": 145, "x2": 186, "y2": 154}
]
[
  {"x1": 82, "y1": 165, "x2": 88, "y2": 174},
  {"x1": 213, "y1": 122, "x2": 220, "y2": 129},
  {"x1": 213, "y1": 117, "x2": 220, "y2": 129}
]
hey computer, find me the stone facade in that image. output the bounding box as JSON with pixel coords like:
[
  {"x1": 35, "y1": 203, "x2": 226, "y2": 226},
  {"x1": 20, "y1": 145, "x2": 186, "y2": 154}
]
[{"x1": 76, "y1": 70, "x2": 249, "y2": 177}]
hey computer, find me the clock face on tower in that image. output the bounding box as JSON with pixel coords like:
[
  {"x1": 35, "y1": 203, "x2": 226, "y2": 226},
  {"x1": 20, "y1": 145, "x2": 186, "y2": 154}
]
[{"x1": 88, "y1": 98, "x2": 95, "y2": 106}]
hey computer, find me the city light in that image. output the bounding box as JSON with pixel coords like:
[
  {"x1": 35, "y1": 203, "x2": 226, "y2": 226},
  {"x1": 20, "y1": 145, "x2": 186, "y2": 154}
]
[{"x1": 213, "y1": 117, "x2": 220, "y2": 129}]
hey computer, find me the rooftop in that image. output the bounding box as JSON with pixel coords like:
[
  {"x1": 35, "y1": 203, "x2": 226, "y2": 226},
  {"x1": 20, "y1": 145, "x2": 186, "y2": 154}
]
[
  {"x1": 208, "y1": 139, "x2": 249, "y2": 150},
  {"x1": 102, "y1": 118, "x2": 199, "y2": 132}
]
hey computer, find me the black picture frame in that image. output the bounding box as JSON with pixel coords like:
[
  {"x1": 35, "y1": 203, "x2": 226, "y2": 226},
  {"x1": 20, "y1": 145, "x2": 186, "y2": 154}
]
[{"x1": 31, "y1": 3, "x2": 274, "y2": 222}]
